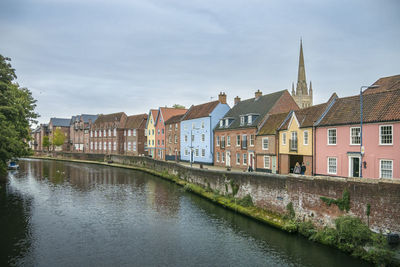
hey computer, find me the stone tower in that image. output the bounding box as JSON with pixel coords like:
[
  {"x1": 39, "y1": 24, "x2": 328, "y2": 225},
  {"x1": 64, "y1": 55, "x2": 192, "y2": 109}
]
[{"x1": 291, "y1": 39, "x2": 313, "y2": 108}]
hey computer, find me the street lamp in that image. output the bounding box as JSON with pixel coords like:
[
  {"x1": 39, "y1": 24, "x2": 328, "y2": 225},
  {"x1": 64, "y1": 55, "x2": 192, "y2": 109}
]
[{"x1": 360, "y1": 84, "x2": 379, "y2": 178}]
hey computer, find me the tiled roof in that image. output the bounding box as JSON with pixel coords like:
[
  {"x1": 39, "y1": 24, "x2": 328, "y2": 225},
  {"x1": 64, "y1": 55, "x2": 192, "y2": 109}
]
[
  {"x1": 70, "y1": 114, "x2": 98, "y2": 124},
  {"x1": 165, "y1": 114, "x2": 185, "y2": 125},
  {"x1": 150, "y1": 109, "x2": 158, "y2": 120},
  {"x1": 317, "y1": 89, "x2": 400, "y2": 126},
  {"x1": 258, "y1": 112, "x2": 290, "y2": 135},
  {"x1": 125, "y1": 114, "x2": 148, "y2": 129},
  {"x1": 182, "y1": 100, "x2": 220, "y2": 121},
  {"x1": 215, "y1": 90, "x2": 286, "y2": 130},
  {"x1": 364, "y1": 75, "x2": 400, "y2": 94},
  {"x1": 93, "y1": 112, "x2": 126, "y2": 126},
  {"x1": 50, "y1": 118, "x2": 70, "y2": 127},
  {"x1": 156, "y1": 107, "x2": 187, "y2": 126}
]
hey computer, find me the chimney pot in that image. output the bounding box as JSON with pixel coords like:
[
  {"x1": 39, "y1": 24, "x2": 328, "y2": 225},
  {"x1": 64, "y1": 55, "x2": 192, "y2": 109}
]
[
  {"x1": 218, "y1": 92, "x2": 227, "y2": 104},
  {"x1": 234, "y1": 96, "x2": 241, "y2": 105},
  {"x1": 255, "y1": 90, "x2": 262, "y2": 99}
]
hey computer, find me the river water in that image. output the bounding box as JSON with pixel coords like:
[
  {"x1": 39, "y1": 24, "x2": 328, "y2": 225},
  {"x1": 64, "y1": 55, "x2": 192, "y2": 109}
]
[{"x1": 0, "y1": 159, "x2": 369, "y2": 266}]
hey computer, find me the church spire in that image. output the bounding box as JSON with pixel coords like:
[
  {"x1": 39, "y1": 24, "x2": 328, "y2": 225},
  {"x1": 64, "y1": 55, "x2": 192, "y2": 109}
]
[
  {"x1": 296, "y1": 38, "x2": 308, "y2": 95},
  {"x1": 291, "y1": 82, "x2": 295, "y2": 95}
]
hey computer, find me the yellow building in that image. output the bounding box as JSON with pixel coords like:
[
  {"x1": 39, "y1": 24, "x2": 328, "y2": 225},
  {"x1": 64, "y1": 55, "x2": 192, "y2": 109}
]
[
  {"x1": 278, "y1": 97, "x2": 335, "y2": 175},
  {"x1": 146, "y1": 109, "x2": 158, "y2": 158}
]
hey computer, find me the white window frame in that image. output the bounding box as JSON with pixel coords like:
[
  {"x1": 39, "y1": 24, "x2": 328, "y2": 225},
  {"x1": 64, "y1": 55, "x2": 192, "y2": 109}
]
[
  {"x1": 379, "y1": 159, "x2": 393, "y2": 178},
  {"x1": 133, "y1": 129, "x2": 136, "y2": 137},
  {"x1": 201, "y1": 134, "x2": 205, "y2": 142},
  {"x1": 262, "y1": 137, "x2": 269, "y2": 150},
  {"x1": 221, "y1": 152, "x2": 225, "y2": 163},
  {"x1": 350, "y1": 127, "x2": 361, "y2": 145},
  {"x1": 108, "y1": 142, "x2": 111, "y2": 151},
  {"x1": 327, "y1": 128, "x2": 337, "y2": 145},
  {"x1": 104, "y1": 142, "x2": 107, "y2": 150},
  {"x1": 236, "y1": 135, "x2": 240, "y2": 147},
  {"x1": 113, "y1": 128, "x2": 117, "y2": 137},
  {"x1": 216, "y1": 136, "x2": 220, "y2": 146},
  {"x1": 327, "y1": 157, "x2": 337, "y2": 175},
  {"x1": 184, "y1": 135, "x2": 188, "y2": 142},
  {"x1": 240, "y1": 116, "x2": 245, "y2": 126},
  {"x1": 227, "y1": 135, "x2": 231, "y2": 146},
  {"x1": 216, "y1": 152, "x2": 220, "y2": 162},
  {"x1": 282, "y1": 132, "x2": 286, "y2": 145},
  {"x1": 264, "y1": 156, "x2": 270, "y2": 169},
  {"x1": 379, "y1": 125, "x2": 393, "y2": 145},
  {"x1": 201, "y1": 149, "x2": 205, "y2": 157},
  {"x1": 250, "y1": 135, "x2": 254, "y2": 146},
  {"x1": 90, "y1": 142, "x2": 93, "y2": 150},
  {"x1": 219, "y1": 120, "x2": 223, "y2": 128},
  {"x1": 133, "y1": 141, "x2": 137, "y2": 152},
  {"x1": 236, "y1": 153, "x2": 240, "y2": 165},
  {"x1": 95, "y1": 142, "x2": 98, "y2": 150},
  {"x1": 195, "y1": 148, "x2": 199, "y2": 157},
  {"x1": 113, "y1": 141, "x2": 116, "y2": 151},
  {"x1": 225, "y1": 119, "x2": 229, "y2": 127},
  {"x1": 303, "y1": 130, "x2": 309, "y2": 145},
  {"x1": 248, "y1": 115, "x2": 252, "y2": 125},
  {"x1": 128, "y1": 142, "x2": 132, "y2": 151},
  {"x1": 243, "y1": 153, "x2": 247, "y2": 165},
  {"x1": 108, "y1": 129, "x2": 111, "y2": 136},
  {"x1": 201, "y1": 121, "x2": 205, "y2": 129}
]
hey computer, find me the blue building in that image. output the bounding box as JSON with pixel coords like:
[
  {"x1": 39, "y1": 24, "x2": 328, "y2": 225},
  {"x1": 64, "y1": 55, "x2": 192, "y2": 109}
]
[{"x1": 180, "y1": 93, "x2": 230, "y2": 164}]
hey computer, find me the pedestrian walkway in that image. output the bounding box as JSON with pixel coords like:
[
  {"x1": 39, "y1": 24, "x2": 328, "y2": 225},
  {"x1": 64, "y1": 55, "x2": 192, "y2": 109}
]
[{"x1": 174, "y1": 161, "x2": 250, "y2": 173}]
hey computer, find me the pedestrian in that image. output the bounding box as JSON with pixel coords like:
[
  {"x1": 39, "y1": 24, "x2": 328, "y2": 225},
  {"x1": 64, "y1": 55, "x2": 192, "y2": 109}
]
[
  {"x1": 294, "y1": 162, "x2": 301, "y2": 174},
  {"x1": 300, "y1": 162, "x2": 306, "y2": 175}
]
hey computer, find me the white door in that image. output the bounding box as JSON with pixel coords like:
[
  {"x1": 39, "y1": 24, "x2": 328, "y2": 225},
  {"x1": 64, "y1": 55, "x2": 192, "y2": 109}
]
[
  {"x1": 272, "y1": 156, "x2": 277, "y2": 173},
  {"x1": 226, "y1": 151, "x2": 231, "y2": 167}
]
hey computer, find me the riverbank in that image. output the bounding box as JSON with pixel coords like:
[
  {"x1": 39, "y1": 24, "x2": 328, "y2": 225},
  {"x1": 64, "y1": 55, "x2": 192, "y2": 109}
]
[{"x1": 28, "y1": 154, "x2": 399, "y2": 266}]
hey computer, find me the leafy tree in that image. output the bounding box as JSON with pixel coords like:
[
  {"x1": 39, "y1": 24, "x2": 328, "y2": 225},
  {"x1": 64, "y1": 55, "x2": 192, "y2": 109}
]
[
  {"x1": 0, "y1": 55, "x2": 37, "y2": 176},
  {"x1": 52, "y1": 128, "x2": 65, "y2": 148},
  {"x1": 172, "y1": 104, "x2": 185, "y2": 109},
  {"x1": 42, "y1": 136, "x2": 50, "y2": 151}
]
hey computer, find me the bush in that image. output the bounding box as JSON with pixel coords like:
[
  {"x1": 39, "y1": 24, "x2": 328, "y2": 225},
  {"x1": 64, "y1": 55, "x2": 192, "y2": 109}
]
[
  {"x1": 298, "y1": 221, "x2": 316, "y2": 238},
  {"x1": 237, "y1": 194, "x2": 254, "y2": 207},
  {"x1": 335, "y1": 216, "x2": 371, "y2": 252},
  {"x1": 283, "y1": 221, "x2": 298, "y2": 233},
  {"x1": 286, "y1": 202, "x2": 295, "y2": 220},
  {"x1": 310, "y1": 227, "x2": 338, "y2": 246}
]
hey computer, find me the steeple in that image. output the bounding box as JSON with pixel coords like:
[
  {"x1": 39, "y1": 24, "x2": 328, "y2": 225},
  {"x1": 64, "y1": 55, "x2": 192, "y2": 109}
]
[
  {"x1": 309, "y1": 81, "x2": 313, "y2": 95},
  {"x1": 296, "y1": 38, "x2": 308, "y2": 95},
  {"x1": 291, "y1": 82, "x2": 295, "y2": 95}
]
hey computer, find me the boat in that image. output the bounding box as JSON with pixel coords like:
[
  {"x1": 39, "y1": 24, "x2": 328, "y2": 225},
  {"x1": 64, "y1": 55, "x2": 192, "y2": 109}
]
[{"x1": 7, "y1": 161, "x2": 19, "y2": 170}]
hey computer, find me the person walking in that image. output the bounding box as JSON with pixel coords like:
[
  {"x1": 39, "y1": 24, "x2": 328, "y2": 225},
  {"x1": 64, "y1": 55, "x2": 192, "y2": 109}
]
[
  {"x1": 300, "y1": 162, "x2": 306, "y2": 175},
  {"x1": 293, "y1": 162, "x2": 301, "y2": 174}
]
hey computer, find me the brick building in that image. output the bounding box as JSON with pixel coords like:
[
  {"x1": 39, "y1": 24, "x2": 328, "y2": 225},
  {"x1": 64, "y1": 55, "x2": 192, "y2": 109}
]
[
  {"x1": 214, "y1": 90, "x2": 298, "y2": 171},
  {"x1": 30, "y1": 124, "x2": 49, "y2": 152},
  {"x1": 89, "y1": 112, "x2": 127, "y2": 154},
  {"x1": 70, "y1": 114, "x2": 98, "y2": 153},
  {"x1": 164, "y1": 114, "x2": 185, "y2": 161},
  {"x1": 48, "y1": 118, "x2": 71, "y2": 151},
  {"x1": 123, "y1": 113, "x2": 148, "y2": 156}
]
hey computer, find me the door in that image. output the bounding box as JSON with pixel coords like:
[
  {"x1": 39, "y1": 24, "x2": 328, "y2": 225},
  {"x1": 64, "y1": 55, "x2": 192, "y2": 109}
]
[
  {"x1": 248, "y1": 152, "x2": 254, "y2": 169},
  {"x1": 226, "y1": 151, "x2": 231, "y2": 167},
  {"x1": 350, "y1": 157, "x2": 360, "y2": 177},
  {"x1": 272, "y1": 156, "x2": 277, "y2": 173}
]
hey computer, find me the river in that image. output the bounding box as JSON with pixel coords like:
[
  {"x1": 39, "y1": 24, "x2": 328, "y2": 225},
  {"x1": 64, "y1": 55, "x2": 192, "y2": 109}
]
[{"x1": 0, "y1": 159, "x2": 369, "y2": 266}]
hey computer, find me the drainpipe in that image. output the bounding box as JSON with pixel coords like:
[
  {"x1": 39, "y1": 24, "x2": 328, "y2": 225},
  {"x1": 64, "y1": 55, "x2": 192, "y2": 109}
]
[
  {"x1": 210, "y1": 116, "x2": 213, "y2": 165},
  {"x1": 312, "y1": 125, "x2": 316, "y2": 176},
  {"x1": 277, "y1": 131, "x2": 280, "y2": 174}
]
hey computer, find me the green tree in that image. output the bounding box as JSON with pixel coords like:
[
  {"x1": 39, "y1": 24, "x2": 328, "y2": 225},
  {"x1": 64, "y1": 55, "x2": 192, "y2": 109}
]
[
  {"x1": 0, "y1": 55, "x2": 37, "y2": 176},
  {"x1": 172, "y1": 104, "x2": 185, "y2": 109},
  {"x1": 52, "y1": 128, "x2": 65, "y2": 148},
  {"x1": 42, "y1": 136, "x2": 50, "y2": 151}
]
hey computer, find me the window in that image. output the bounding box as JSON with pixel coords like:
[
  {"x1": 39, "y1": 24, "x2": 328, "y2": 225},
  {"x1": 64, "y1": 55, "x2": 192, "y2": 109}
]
[
  {"x1": 128, "y1": 142, "x2": 132, "y2": 151},
  {"x1": 192, "y1": 123, "x2": 195, "y2": 129},
  {"x1": 282, "y1": 133, "x2": 286, "y2": 145},
  {"x1": 248, "y1": 115, "x2": 252, "y2": 125},
  {"x1": 95, "y1": 142, "x2": 98, "y2": 150},
  {"x1": 152, "y1": 129, "x2": 154, "y2": 135},
  {"x1": 169, "y1": 124, "x2": 172, "y2": 130},
  {"x1": 262, "y1": 137, "x2": 269, "y2": 150},
  {"x1": 220, "y1": 120, "x2": 223, "y2": 128},
  {"x1": 217, "y1": 136, "x2": 220, "y2": 146},
  {"x1": 328, "y1": 157, "x2": 337, "y2": 174},
  {"x1": 195, "y1": 149, "x2": 199, "y2": 157},
  {"x1": 184, "y1": 125, "x2": 187, "y2": 131},
  {"x1": 242, "y1": 135, "x2": 247, "y2": 148},
  {"x1": 264, "y1": 156, "x2": 270, "y2": 168},
  {"x1": 95, "y1": 131, "x2": 97, "y2": 137},
  {"x1": 104, "y1": 142, "x2": 107, "y2": 150},
  {"x1": 227, "y1": 135, "x2": 231, "y2": 146},
  {"x1": 124, "y1": 130, "x2": 127, "y2": 136},
  {"x1": 184, "y1": 135, "x2": 188, "y2": 142},
  {"x1": 99, "y1": 142, "x2": 102, "y2": 150},
  {"x1": 124, "y1": 142, "x2": 127, "y2": 150},
  {"x1": 175, "y1": 123, "x2": 178, "y2": 130},
  {"x1": 243, "y1": 153, "x2": 247, "y2": 165},
  {"x1": 201, "y1": 149, "x2": 205, "y2": 157},
  {"x1": 201, "y1": 121, "x2": 205, "y2": 128},
  {"x1": 240, "y1": 116, "x2": 245, "y2": 125},
  {"x1": 128, "y1": 130, "x2": 131, "y2": 136},
  {"x1": 152, "y1": 140, "x2": 154, "y2": 145},
  {"x1": 236, "y1": 153, "x2": 240, "y2": 165},
  {"x1": 108, "y1": 129, "x2": 111, "y2": 136},
  {"x1": 148, "y1": 140, "x2": 151, "y2": 146},
  {"x1": 113, "y1": 141, "x2": 116, "y2": 151},
  {"x1": 225, "y1": 119, "x2": 229, "y2": 127},
  {"x1": 113, "y1": 128, "x2": 117, "y2": 137},
  {"x1": 290, "y1": 131, "x2": 298, "y2": 151},
  {"x1": 328, "y1": 129, "x2": 337, "y2": 145},
  {"x1": 90, "y1": 142, "x2": 93, "y2": 150},
  {"x1": 133, "y1": 142, "x2": 137, "y2": 152},
  {"x1": 157, "y1": 140, "x2": 160, "y2": 145},
  {"x1": 99, "y1": 131, "x2": 102, "y2": 137},
  {"x1": 222, "y1": 152, "x2": 225, "y2": 162},
  {"x1": 380, "y1": 125, "x2": 393, "y2": 145},
  {"x1": 108, "y1": 142, "x2": 111, "y2": 151},
  {"x1": 158, "y1": 129, "x2": 160, "y2": 135},
  {"x1": 201, "y1": 134, "x2": 205, "y2": 142},
  {"x1": 133, "y1": 129, "x2": 136, "y2": 136},
  {"x1": 380, "y1": 160, "x2": 393, "y2": 178},
  {"x1": 221, "y1": 136, "x2": 225, "y2": 148},
  {"x1": 174, "y1": 135, "x2": 177, "y2": 144},
  {"x1": 168, "y1": 135, "x2": 172, "y2": 143},
  {"x1": 250, "y1": 135, "x2": 254, "y2": 146},
  {"x1": 148, "y1": 130, "x2": 150, "y2": 136},
  {"x1": 162, "y1": 129, "x2": 164, "y2": 134},
  {"x1": 304, "y1": 131, "x2": 309, "y2": 145},
  {"x1": 185, "y1": 149, "x2": 189, "y2": 156},
  {"x1": 216, "y1": 152, "x2": 220, "y2": 162},
  {"x1": 236, "y1": 135, "x2": 240, "y2": 146},
  {"x1": 162, "y1": 140, "x2": 164, "y2": 145},
  {"x1": 350, "y1": 127, "x2": 360, "y2": 145},
  {"x1": 90, "y1": 131, "x2": 93, "y2": 137}
]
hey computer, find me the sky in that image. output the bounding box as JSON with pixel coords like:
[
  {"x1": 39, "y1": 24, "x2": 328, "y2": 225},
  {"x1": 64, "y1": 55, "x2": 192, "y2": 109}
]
[{"x1": 1, "y1": 0, "x2": 399, "y2": 125}]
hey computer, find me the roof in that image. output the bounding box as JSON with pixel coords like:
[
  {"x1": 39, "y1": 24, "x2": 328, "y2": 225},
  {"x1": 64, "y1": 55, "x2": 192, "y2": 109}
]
[
  {"x1": 93, "y1": 112, "x2": 125, "y2": 126},
  {"x1": 182, "y1": 100, "x2": 220, "y2": 121},
  {"x1": 165, "y1": 114, "x2": 185, "y2": 125},
  {"x1": 364, "y1": 75, "x2": 400, "y2": 94},
  {"x1": 258, "y1": 112, "x2": 290, "y2": 135},
  {"x1": 125, "y1": 114, "x2": 148, "y2": 129},
  {"x1": 49, "y1": 118, "x2": 70, "y2": 127},
  {"x1": 317, "y1": 89, "x2": 400, "y2": 126},
  {"x1": 215, "y1": 90, "x2": 287, "y2": 130},
  {"x1": 150, "y1": 109, "x2": 158, "y2": 120},
  {"x1": 156, "y1": 107, "x2": 187, "y2": 126},
  {"x1": 70, "y1": 114, "x2": 98, "y2": 124},
  {"x1": 280, "y1": 102, "x2": 330, "y2": 130}
]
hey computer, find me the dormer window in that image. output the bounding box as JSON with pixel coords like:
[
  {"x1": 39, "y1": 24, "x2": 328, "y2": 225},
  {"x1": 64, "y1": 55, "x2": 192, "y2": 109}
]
[
  {"x1": 220, "y1": 120, "x2": 223, "y2": 128},
  {"x1": 248, "y1": 115, "x2": 252, "y2": 125},
  {"x1": 225, "y1": 119, "x2": 229, "y2": 127},
  {"x1": 240, "y1": 116, "x2": 245, "y2": 126}
]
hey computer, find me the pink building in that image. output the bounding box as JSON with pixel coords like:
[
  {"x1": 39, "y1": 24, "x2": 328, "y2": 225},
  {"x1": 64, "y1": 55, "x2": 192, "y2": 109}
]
[{"x1": 315, "y1": 76, "x2": 400, "y2": 179}]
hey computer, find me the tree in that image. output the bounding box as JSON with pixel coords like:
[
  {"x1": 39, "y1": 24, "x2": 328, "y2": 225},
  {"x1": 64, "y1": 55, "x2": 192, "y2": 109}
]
[
  {"x1": 42, "y1": 136, "x2": 50, "y2": 151},
  {"x1": 0, "y1": 55, "x2": 37, "y2": 176},
  {"x1": 52, "y1": 128, "x2": 65, "y2": 148},
  {"x1": 172, "y1": 104, "x2": 185, "y2": 109}
]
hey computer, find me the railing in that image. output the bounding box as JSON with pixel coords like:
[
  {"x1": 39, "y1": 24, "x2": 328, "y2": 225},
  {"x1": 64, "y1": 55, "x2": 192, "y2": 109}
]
[{"x1": 289, "y1": 139, "x2": 298, "y2": 152}]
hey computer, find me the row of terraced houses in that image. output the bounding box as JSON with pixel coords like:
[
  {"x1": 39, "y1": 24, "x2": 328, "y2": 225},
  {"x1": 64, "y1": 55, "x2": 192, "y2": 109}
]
[{"x1": 31, "y1": 43, "x2": 400, "y2": 179}]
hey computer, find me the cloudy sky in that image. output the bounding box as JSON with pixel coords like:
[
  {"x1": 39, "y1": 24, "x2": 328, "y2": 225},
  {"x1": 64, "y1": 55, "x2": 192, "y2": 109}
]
[{"x1": 1, "y1": 0, "x2": 399, "y2": 125}]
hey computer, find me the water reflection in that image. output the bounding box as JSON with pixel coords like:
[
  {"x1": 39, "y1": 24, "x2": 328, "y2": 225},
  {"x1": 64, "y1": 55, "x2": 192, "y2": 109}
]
[{"x1": 1, "y1": 159, "x2": 369, "y2": 267}]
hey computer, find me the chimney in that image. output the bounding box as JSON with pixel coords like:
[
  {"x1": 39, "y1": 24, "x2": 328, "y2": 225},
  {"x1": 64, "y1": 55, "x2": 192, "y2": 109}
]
[
  {"x1": 255, "y1": 89, "x2": 262, "y2": 99},
  {"x1": 234, "y1": 96, "x2": 241, "y2": 105},
  {"x1": 218, "y1": 92, "x2": 227, "y2": 104}
]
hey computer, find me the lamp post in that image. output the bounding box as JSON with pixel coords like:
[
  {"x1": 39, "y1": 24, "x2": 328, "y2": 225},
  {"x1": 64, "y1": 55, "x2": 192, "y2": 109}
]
[{"x1": 360, "y1": 85, "x2": 379, "y2": 178}]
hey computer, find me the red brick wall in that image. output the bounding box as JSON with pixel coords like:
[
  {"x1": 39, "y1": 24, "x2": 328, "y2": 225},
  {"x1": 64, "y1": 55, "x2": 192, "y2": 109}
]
[
  {"x1": 165, "y1": 122, "x2": 181, "y2": 160},
  {"x1": 269, "y1": 90, "x2": 299, "y2": 115},
  {"x1": 255, "y1": 134, "x2": 277, "y2": 171}
]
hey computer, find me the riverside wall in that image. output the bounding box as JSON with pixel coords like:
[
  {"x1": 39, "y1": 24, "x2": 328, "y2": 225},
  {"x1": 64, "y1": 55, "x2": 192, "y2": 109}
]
[{"x1": 39, "y1": 152, "x2": 400, "y2": 233}]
